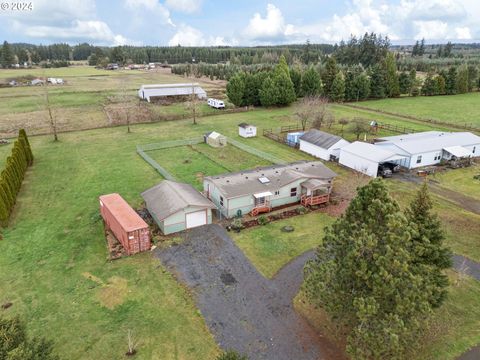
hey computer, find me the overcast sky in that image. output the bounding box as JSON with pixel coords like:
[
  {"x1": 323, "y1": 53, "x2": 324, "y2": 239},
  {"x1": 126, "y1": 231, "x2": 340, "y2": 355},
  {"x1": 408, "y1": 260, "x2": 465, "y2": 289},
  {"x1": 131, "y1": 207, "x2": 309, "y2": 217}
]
[{"x1": 0, "y1": 0, "x2": 479, "y2": 46}]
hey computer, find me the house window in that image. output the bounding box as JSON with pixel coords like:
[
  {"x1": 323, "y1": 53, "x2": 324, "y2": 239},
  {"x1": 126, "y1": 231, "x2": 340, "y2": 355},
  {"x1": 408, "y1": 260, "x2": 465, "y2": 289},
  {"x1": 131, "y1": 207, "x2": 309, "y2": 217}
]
[
  {"x1": 219, "y1": 196, "x2": 224, "y2": 207},
  {"x1": 416, "y1": 155, "x2": 422, "y2": 164},
  {"x1": 434, "y1": 153, "x2": 441, "y2": 161},
  {"x1": 274, "y1": 190, "x2": 280, "y2": 196},
  {"x1": 290, "y1": 187, "x2": 297, "y2": 197}
]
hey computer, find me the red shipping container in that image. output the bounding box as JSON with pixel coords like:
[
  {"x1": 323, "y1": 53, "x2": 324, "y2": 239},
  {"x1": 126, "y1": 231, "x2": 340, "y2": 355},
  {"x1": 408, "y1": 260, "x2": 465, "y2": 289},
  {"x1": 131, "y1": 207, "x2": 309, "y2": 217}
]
[{"x1": 99, "y1": 193, "x2": 151, "y2": 255}]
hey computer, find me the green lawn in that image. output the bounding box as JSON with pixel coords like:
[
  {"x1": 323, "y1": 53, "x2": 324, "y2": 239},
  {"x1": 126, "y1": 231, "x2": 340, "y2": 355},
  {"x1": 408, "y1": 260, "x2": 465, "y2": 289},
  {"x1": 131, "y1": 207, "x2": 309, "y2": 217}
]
[
  {"x1": 231, "y1": 212, "x2": 335, "y2": 278},
  {"x1": 432, "y1": 163, "x2": 480, "y2": 201},
  {"x1": 357, "y1": 92, "x2": 480, "y2": 128}
]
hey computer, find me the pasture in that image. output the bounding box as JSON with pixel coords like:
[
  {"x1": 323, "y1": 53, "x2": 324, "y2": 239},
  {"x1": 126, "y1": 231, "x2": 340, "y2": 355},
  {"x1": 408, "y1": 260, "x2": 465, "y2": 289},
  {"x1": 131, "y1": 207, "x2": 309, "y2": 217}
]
[{"x1": 1, "y1": 65, "x2": 480, "y2": 359}]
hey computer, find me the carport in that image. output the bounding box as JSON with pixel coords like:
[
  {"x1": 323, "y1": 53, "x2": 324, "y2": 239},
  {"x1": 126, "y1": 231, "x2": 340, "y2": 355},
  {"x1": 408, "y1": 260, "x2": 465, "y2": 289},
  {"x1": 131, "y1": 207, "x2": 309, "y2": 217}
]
[{"x1": 339, "y1": 141, "x2": 408, "y2": 178}]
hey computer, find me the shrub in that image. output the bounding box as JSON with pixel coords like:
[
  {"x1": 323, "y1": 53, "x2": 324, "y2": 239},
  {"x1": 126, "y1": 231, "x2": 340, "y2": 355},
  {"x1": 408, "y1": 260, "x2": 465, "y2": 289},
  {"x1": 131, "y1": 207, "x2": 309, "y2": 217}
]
[
  {"x1": 257, "y1": 215, "x2": 269, "y2": 226},
  {"x1": 231, "y1": 218, "x2": 244, "y2": 231},
  {"x1": 295, "y1": 206, "x2": 307, "y2": 215}
]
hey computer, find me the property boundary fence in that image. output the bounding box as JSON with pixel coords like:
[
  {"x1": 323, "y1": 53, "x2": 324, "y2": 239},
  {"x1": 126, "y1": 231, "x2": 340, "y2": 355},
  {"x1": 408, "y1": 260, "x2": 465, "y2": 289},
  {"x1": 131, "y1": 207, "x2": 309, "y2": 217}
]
[
  {"x1": 136, "y1": 135, "x2": 286, "y2": 179},
  {"x1": 263, "y1": 124, "x2": 308, "y2": 148}
]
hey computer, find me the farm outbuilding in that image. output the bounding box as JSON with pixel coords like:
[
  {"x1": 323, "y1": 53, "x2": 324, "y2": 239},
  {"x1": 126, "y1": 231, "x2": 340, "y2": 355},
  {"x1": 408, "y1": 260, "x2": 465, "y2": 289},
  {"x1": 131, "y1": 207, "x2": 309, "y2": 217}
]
[
  {"x1": 339, "y1": 141, "x2": 407, "y2": 178},
  {"x1": 99, "y1": 193, "x2": 151, "y2": 255},
  {"x1": 141, "y1": 181, "x2": 216, "y2": 235},
  {"x1": 238, "y1": 123, "x2": 257, "y2": 138},
  {"x1": 138, "y1": 83, "x2": 207, "y2": 102},
  {"x1": 204, "y1": 131, "x2": 227, "y2": 147},
  {"x1": 299, "y1": 129, "x2": 350, "y2": 161}
]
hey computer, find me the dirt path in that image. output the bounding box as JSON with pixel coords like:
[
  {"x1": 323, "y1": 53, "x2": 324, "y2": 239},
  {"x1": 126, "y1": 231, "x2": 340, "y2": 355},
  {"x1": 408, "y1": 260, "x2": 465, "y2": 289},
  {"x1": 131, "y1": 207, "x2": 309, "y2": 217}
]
[{"x1": 156, "y1": 224, "x2": 343, "y2": 360}]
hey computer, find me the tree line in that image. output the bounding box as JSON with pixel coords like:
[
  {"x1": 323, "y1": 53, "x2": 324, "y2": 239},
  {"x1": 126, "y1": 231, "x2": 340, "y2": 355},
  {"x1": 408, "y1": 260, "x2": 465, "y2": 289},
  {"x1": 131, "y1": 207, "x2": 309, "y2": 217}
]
[{"x1": 0, "y1": 129, "x2": 33, "y2": 227}]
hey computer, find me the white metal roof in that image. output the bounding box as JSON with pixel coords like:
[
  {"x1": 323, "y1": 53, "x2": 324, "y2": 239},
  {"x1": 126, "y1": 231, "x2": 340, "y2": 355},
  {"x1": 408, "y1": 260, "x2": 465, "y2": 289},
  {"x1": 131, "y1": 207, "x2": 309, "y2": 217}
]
[
  {"x1": 208, "y1": 131, "x2": 222, "y2": 139},
  {"x1": 377, "y1": 131, "x2": 480, "y2": 155},
  {"x1": 254, "y1": 191, "x2": 273, "y2": 198},
  {"x1": 443, "y1": 146, "x2": 472, "y2": 158},
  {"x1": 342, "y1": 141, "x2": 407, "y2": 162}
]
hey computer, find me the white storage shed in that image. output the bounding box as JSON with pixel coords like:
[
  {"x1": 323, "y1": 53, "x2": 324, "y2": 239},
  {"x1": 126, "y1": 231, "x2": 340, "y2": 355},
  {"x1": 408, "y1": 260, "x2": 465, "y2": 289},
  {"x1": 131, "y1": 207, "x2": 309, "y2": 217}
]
[
  {"x1": 238, "y1": 123, "x2": 257, "y2": 138},
  {"x1": 299, "y1": 129, "x2": 350, "y2": 161}
]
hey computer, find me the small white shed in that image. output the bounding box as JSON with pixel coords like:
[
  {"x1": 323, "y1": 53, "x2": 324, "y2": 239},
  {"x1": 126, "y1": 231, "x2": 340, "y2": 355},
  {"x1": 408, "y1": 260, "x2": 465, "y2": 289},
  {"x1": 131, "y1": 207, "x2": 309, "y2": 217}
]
[
  {"x1": 339, "y1": 141, "x2": 407, "y2": 177},
  {"x1": 205, "y1": 131, "x2": 227, "y2": 147},
  {"x1": 299, "y1": 129, "x2": 350, "y2": 161},
  {"x1": 238, "y1": 123, "x2": 257, "y2": 138}
]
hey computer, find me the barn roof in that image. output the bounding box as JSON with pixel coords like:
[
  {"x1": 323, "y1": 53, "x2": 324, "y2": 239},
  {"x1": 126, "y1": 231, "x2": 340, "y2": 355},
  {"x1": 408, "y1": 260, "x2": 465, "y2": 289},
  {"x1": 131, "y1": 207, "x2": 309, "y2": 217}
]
[
  {"x1": 138, "y1": 83, "x2": 206, "y2": 98},
  {"x1": 300, "y1": 129, "x2": 344, "y2": 149},
  {"x1": 141, "y1": 181, "x2": 215, "y2": 221},
  {"x1": 99, "y1": 193, "x2": 148, "y2": 232},
  {"x1": 204, "y1": 161, "x2": 337, "y2": 199},
  {"x1": 341, "y1": 141, "x2": 407, "y2": 162}
]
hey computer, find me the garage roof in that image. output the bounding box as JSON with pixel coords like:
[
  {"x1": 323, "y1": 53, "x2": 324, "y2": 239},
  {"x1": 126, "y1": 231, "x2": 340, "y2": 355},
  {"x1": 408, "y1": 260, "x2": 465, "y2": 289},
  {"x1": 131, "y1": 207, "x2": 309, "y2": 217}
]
[
  {"x1": 141, "y1": 181, "x2": 215, "y2": 221},
  {"x1": 342, "y1": 141, "x2": 407, "y2": 162},
  {"x1": 299, "y1": 129, "x2": 344, "y2": 150}
]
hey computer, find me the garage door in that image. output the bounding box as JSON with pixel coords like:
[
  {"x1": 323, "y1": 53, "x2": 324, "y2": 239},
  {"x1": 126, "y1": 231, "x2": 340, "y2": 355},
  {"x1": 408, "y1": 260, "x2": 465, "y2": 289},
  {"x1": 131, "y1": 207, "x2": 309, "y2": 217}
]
[{"x1": 186, "y1": 210, "x2": 207, "y2": 229}]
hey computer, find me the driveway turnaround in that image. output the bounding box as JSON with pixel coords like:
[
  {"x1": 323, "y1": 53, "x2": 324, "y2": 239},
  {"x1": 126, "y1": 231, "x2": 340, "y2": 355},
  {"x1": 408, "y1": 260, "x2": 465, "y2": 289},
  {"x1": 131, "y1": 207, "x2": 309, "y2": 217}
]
[{"x1": 156, "y1": 224, "x2": 343, "y2": 360}]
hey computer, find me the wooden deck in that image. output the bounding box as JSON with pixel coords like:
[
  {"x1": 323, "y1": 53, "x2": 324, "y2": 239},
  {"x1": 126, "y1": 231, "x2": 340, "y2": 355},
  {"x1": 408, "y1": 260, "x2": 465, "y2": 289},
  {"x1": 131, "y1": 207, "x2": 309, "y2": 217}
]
[
  {"x1": 251, "y1": 204, "x2": 272, "y2": 217},
  {"x1": 301, "y1": 194, "x2": 330, "y2": 206}
]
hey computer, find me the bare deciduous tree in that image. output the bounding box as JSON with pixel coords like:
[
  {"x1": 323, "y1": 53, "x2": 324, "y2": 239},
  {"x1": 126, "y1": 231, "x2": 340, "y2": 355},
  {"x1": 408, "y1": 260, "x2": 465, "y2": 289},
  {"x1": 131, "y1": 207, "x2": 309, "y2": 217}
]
[
  {"x1": 126, "y1": 329, "x2": 138, "y2": 356},
  {"x1": 295, "y1": 96, "x2": 330, "y2": 131},
  {"x1": 43, "y1": 83, "x2": 58, "y2": 141},
  {"x1": 339, "y1": 118, "x2": 349, "y2": 137},
  {"x1": 185, "y1": 84, "x2": 199, "y2": 125},
  {"x1": 351, "y1": 117, "x2": 370, "y2": 140}
]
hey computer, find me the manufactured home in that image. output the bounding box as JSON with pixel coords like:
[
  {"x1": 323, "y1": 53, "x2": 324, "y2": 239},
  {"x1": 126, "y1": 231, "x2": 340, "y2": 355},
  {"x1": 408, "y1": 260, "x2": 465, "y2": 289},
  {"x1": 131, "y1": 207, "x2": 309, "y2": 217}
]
[
  {"x1": 238, "y1": 123, "x2": 257, "y2": 138},
  {"x1": 204, "y1": 161, "x2": 337, "y2": 218},
  {"x1": 375, "y1": 131, "x2": 480, "y2": 169},
  {"x1": 141, "y1": 181, "x2": 216, "y2": 235},
  {"x1": 299, "y1": 129, "x2": 350, "y2": 161},
  {"x1": 138, "y1": 83, "x2": 207, "y2": 102}
]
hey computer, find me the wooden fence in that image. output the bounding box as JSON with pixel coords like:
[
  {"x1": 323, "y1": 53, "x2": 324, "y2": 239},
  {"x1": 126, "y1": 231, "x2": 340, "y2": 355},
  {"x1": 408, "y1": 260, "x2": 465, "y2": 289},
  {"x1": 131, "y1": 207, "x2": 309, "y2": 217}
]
[{"x1": 263, "y1": 124, "x2": 307, "y2": 148}]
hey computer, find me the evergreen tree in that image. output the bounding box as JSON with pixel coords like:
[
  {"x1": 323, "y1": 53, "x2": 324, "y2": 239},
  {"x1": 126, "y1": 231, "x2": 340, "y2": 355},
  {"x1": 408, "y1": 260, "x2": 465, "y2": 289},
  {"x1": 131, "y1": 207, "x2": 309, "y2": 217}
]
[
  {"x1": 344, "y1": 70, "x2": 356, "y2": 102},
  {"x1": 323, "y1": 57, "x2": 338, "y2": 98},
  {"x1": 384, "y1": 53, "x2": 400, "y2": 97},
  {"x1": 399, "y1": 71, "x2": 412, "y2": 94},
  {"x1": 226, "y1": 72, "x2": 246, "y2": 106},
  {"x1": 405, "y1": 182, "x2": 451, "y2": 308},
  {"x1": 369, "y1": 63, "x2": 387, "y2": 98},
  {"x1": 19, "y1": 129, "x2": 33, "y2": 165},
  {"x1": 1, "y1": 41, "x2": 15, "y2": 68},
  {"x1": 301, "y1": 66, "x2": 322, "y2": 97},
  {"x1": 456, "y1": 65, "x2": 469, "y2": 94},
  {"x1": 289, "y1": 67, "x2": 302, "y2": 97},
  {"x1": 330, "y1": 72, "x2": 345, "y2": 102},
  {"x1": 445, "y1": 67, "x2": 457, "y2": 95},
  {"x1": 354, "y1": 72, "x2": 371, "y2": 100},
  {"x1": 421, "y1": 72, "x2": 438, "y2": 96},
  {"x1": 436, "y1": 75, "x2": 446, "y2": 95},
  {"x1": 305, "y1": 180, "x2": 432, "y2": 359},
  {"x1": 272, "y1": 56, "x2": 296, "y2": 105},
  {"x1": 467, "y1": 65, "x2": 478, "y2": 92},
  {"x1": 259, "y1": 75, "x2": 280, "y2": 106}
]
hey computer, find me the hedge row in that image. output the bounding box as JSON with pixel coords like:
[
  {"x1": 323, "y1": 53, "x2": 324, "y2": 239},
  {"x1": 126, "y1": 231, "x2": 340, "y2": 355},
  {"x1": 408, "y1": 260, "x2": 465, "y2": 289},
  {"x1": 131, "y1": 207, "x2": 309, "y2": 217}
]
[{"x1": 0, "y1": 129, "x2": 33, "y2": 226}]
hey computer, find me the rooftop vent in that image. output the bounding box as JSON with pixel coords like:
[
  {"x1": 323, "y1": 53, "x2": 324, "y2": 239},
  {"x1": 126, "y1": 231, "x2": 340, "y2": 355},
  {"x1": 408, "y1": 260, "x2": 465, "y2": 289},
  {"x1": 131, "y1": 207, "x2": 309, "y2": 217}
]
[{"x1": 258, "y1": 176, "x2": 270, "y2": 184}]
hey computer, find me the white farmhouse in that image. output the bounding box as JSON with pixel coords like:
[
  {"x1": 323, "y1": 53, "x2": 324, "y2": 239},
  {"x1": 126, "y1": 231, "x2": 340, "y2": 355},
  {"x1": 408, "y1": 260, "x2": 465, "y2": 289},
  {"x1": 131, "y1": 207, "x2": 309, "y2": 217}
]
[
  {"x1": 299, "y1": 129, "x2": 350, "y2": 161},
  {"x1": 339, "y1": 141, "x2": 407, "y2": 178},
  {"x1": 238, "y1": 123, "x2": 257, "y2": 138},
  {"x1": 375, "y1": 131, "x2": 480, "y2": 169}
]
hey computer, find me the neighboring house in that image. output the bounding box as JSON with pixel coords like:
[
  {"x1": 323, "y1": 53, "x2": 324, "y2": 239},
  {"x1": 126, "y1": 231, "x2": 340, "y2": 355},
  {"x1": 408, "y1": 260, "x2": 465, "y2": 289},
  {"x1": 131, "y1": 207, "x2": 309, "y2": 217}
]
[
  {"x1": 204, "y1": 161, "x2": 337, "y2": 218},
  {"x1": 141, "y1": 181, "x2": 216, "y2": 235},
  {"x1": 299, "y1": 129, "x2": 350, "y2": 161},
  {"x1": 375, "y1": 131, "x2": 480, "y2": 169},
  {"x1": 339, "y1": 141, "x2": 407, "y2": 178},
  {"x1": 238, "y1": 123, "x2": 257, "y2": 138},
  {"x1": 205, "y1": 131, "x2": 227, "y2": 147},
  {"x1": 138, "y1": 83, "x2": 207, "y2": 102}
]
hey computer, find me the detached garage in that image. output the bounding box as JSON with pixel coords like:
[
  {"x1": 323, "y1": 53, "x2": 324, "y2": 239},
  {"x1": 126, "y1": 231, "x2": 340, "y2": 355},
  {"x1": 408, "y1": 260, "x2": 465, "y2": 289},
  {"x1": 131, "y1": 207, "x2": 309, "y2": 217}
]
[
  {"x1": 339, "y1": 141, "x2": 407, "y2": 178},
  {"x1": 141, "y1": 181, "x2": 216, "y2": 235}
]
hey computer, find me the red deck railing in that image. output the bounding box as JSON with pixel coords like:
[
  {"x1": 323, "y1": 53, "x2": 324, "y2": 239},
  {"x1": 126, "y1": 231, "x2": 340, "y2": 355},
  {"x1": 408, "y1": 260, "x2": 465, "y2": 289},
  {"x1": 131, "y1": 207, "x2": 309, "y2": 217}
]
[
  {"x1": 301, "y1": 194, "x2": 330, "y2": 206},
  {"x1": 251, "y1": 204, "x2": 271, "y2": 216}
]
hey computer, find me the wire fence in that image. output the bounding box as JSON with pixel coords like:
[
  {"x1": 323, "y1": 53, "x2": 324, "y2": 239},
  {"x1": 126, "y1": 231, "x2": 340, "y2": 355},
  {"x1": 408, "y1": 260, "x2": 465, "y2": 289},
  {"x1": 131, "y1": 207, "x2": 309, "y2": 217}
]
[
  {"x1": 137, "y1": 149, "x2": 176, "y2": 181},
  {"x1": 226, "y1": 137, "x2": 287, "y2": 165},
  {"x1": 137, "y1": 137, "x2": 204, "y2": 152}
]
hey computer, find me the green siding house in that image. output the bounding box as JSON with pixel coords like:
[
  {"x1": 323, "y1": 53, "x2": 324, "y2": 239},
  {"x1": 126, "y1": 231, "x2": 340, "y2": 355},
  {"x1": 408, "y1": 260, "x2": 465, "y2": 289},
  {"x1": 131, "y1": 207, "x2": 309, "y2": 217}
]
[
  {"x1": 141, "y1": 181, "x2": 216, "y2": 235},
  {"x1": 203, "y1": 161, "x2": 337, "y2": 218}
]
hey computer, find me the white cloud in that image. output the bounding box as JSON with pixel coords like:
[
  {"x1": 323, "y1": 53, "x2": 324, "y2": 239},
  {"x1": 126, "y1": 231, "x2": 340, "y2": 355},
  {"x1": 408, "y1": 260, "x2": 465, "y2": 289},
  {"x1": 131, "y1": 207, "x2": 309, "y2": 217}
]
[
  {"x1": 454, "y1": 26, "x2": 472, "y2": 39},
  {"x1": 243, "y1": 4, "x2": 294, "y2": 42},
  {"x1": 124, "y1": 0, "x2": 174, "y2": 26},
  {"x1": 413, "y1": 20, "x2": 449, "y2": 40},
  {"x1": 165, "y1": 0, "x2": 202, "y2": 14},
  {"x1": 168, "y1": 24, "x2": 237, "y2": 46}
]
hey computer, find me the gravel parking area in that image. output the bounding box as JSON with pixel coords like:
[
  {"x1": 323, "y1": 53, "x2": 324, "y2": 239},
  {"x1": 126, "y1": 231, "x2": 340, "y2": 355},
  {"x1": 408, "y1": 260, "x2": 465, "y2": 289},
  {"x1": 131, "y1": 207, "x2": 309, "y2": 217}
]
[{"x1": 156, "y1": 224, "x2": 342, "y2": 360}]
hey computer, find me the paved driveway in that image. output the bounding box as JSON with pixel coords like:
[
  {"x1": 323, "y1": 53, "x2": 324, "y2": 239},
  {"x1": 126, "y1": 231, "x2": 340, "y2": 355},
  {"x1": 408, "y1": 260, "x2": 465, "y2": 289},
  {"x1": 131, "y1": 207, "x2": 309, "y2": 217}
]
[{"x1": 156, "y1": 224, "x2": 342, "y2": 360}]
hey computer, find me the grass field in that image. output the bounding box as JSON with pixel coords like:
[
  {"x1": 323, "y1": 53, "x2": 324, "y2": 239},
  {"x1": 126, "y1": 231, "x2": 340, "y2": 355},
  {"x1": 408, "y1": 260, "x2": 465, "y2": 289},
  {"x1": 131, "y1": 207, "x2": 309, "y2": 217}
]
[
  {"x1": 231, "y1": 212, "x2": 334, "y2": 278},
  {"x1": 432, "y1": 163, "x2": 480, "y2": 201},
  {"x1": 357, "y1": 92, "x2": 480, "y2": 128}
]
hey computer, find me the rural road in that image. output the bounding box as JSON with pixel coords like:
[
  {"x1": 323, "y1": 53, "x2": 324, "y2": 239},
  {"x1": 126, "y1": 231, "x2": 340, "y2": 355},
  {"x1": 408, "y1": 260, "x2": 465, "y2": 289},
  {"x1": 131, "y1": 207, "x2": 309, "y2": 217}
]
[{"x1": 156, "y1": 224, "x2": 343, "y2": 360}]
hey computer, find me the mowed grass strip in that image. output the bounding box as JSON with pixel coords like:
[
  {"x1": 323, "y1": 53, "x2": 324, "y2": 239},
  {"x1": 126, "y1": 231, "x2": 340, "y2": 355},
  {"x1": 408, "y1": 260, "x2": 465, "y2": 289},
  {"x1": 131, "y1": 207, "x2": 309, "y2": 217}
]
[
  {"x1": 231, "y1": 212, "x2": 335, "y2": 278},
  {"x1": 357, "y1": 92, "x2": 480, "y2": 127},
  {"x1": 431, "y1": 163, "x2": 480, "y2": 201}
]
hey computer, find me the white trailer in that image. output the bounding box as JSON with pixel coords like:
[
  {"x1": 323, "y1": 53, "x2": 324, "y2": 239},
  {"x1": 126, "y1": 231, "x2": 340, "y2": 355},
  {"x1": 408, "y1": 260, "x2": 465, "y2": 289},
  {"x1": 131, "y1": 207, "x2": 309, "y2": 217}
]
[{"x1": 207, "y1": 98, "x2": 225, "y2": 109}]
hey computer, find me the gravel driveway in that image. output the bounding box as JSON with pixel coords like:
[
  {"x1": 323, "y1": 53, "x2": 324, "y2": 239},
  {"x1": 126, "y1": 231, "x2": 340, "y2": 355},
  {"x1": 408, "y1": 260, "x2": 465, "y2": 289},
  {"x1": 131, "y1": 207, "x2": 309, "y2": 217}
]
[{"x1": 156, "y1": 224, "x2": 342, "y2": 360}]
